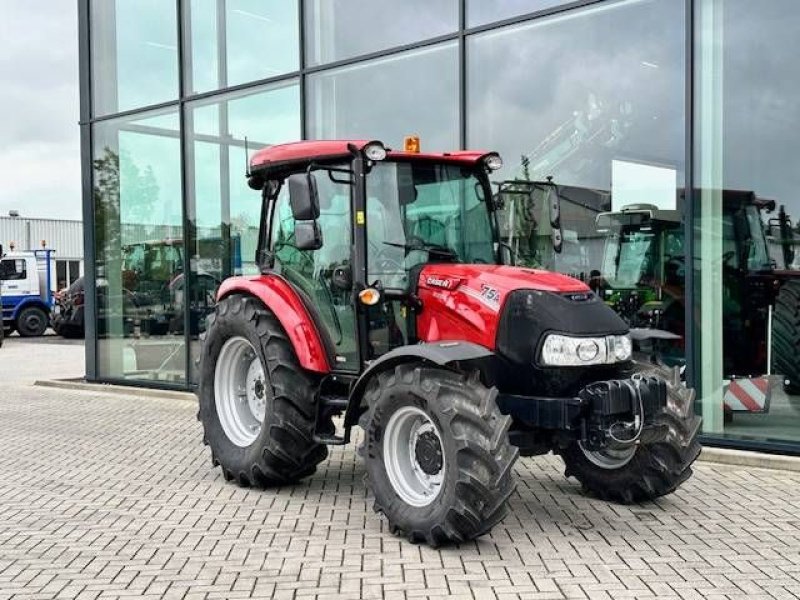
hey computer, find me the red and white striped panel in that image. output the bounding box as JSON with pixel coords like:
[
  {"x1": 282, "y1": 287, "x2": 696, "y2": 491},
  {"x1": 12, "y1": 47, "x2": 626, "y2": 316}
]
[{"x1": 723, "y1": 377, "x2": 771, "y2": 413}]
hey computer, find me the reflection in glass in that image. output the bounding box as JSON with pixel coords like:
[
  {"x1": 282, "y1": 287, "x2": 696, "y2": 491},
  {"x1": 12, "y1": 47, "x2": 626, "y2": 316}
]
[
  {"x1": 91, "y1": 0, "x2": 179, "y2": 116},
  {"x1": 304, "y1": 0, "x2": 457, "y2": 66},
  {"x1": 93, "y1": 109, "x2": 186, "y2": 382},
  {"x1": 467, "y1": 0, "x2": 574, "y2": 27},
  {"x1": 185, "y1": 0, "x2": 299, "y2": 94},
  {"x1": 468, "y1": 0, "x2": 685, "y2": 363},
  {"x1": 185, "y1": 82, "x2": 301, "y2": 382},
  {"x1": 695, "y1": 0, "x2": 800, "y2": 443},
  {"x1": 307, "y1": 43, "x2": 458, "y2": 151}
]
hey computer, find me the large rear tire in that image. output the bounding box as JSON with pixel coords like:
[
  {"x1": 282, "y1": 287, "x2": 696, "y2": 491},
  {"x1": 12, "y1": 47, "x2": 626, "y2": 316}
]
[
  {"x1": 198, "y1": 294, "x2": 328, "y2": 486},
  {"x1": 559, "y1": 363, "x2": 701, "y2": 504},
  {"x1": 363, "y1": 364, "x2": 518, "y2": 546},
  {"x1": 773, "y1": 280, "x2": 800, "y2": 396}
]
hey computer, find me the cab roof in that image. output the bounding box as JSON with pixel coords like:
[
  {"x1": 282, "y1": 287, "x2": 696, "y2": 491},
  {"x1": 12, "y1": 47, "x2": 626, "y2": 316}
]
[{"x1": 248, "y1": 140, "x2": 491, "y2": 178}]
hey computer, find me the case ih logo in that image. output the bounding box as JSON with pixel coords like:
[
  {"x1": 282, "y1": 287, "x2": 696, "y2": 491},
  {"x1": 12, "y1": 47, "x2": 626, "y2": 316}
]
[{"x1": 425, "y1": 276, "x2": 460, "y2": 290}]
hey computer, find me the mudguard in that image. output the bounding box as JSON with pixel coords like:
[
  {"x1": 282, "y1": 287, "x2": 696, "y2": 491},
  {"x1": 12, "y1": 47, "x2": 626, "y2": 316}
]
[
  {"x1": 216, "y1": 274, "x2": 332, "y2": 373},
  {"x1": 344, "y1": 341, "x2": 495, "y2": 428}
]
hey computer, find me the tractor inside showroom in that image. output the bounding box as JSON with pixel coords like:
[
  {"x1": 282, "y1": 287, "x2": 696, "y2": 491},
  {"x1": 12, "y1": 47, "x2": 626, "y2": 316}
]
[{"x1": 198, "y1": 139, "x2": 701, "y2": 546}]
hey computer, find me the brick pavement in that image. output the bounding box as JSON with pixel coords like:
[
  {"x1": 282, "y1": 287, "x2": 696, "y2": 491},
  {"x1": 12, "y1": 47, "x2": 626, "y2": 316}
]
[{"x1": 1, "y1": 381, "x2": 799, "y2": 600}]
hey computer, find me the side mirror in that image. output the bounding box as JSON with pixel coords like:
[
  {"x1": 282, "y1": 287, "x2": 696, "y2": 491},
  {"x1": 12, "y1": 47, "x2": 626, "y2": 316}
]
[
  {"x1": 331, "y1": 265, "x2": 352, "y2": 291},
  {"x1": 295, "y1": 220, "x2": 323, "y2": 251},
  {"x1": 544, "y1": 183, "x2": 563, "y2": 254},
  {"x1": 288, "y1": 173, "x2": 320, "y2": 221}
]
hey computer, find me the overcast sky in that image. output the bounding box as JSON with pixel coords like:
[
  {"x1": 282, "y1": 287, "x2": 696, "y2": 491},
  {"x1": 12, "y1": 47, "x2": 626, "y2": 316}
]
[{"x1": 0, "y1": 3, "x2": 80, "y2": 221}]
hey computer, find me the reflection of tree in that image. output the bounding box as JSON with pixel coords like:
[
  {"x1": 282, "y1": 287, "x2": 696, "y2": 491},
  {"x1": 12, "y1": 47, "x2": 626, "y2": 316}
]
[
  {"x1": 120, "y1": 150, "x2": 159, "y2": 225},
  {"x1": 94, "y1": 147, "x2": 121, "y2": 264}
]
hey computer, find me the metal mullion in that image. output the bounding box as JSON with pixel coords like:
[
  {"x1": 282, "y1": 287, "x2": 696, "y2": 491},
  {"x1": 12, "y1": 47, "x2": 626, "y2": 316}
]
[
  {"x1": 299, "y1": 0, "x2": 307, "y2": 139},
  {"x1": 177, "y1": 0, "x2": 191, "y2": 388},
  {"x1": 82, "y1": 99, "x2": 182, "y2": 126},
  {"x1": 684, "y1": 0, "x2": 697, "y2": 393},
  {"x1": 78, "y1": 0, "x2": 97, "y2": 381},
  {"x1": 458, "y1": 0, "x2": 466, "y2": 150}
]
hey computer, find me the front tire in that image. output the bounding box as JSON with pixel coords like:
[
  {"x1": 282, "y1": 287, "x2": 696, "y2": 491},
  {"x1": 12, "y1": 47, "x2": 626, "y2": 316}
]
[
  {"x1": 363, "y1": 364, "x2": 518, "y2": 546},
  {"x1": 16, "y1": 306, "x2": 48, "y2": 337},
  {"x1": 198, "y1": 294, "x2": 328, "y2": 486},
  {"x1": 559, "y1": 363, "x2": 701, "y2": 504}
]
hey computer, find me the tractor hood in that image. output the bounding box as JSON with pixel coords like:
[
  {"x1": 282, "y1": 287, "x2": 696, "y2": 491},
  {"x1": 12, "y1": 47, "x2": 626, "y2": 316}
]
[
  {"x1": 417, "y1": 264, "x2": 589, "y2": 301},
  {"x1": 414, "y1": 264, "x2": 628, "y2": 357}
]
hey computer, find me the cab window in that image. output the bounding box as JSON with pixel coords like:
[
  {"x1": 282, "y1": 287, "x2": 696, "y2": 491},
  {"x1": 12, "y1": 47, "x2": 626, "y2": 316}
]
[{"x1": 0, "y1": 259, "x2": 26, "y2": 281}]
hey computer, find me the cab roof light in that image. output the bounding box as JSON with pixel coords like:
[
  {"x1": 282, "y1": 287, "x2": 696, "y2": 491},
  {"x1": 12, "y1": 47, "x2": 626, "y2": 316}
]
[
  {"x1": 483, "y1": 153, "x2": 503, "y2": 171},
  {"x1": 404, "y1": 135, "x2": 421, "y2": 153}
]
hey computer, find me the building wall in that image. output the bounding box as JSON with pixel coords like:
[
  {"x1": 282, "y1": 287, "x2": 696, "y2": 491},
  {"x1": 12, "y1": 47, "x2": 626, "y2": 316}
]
[{"x1": 78, "y1": 0, "x2": 800, "y2": 453}]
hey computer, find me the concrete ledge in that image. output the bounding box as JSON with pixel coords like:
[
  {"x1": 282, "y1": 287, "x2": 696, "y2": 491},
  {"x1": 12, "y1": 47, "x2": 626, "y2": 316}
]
[
  {"x1": 698, "y1": 446, "x2": 800, "y2": 473},
  {"x1": 34, "y1": 378, "x2": 196, "y2": 402}
]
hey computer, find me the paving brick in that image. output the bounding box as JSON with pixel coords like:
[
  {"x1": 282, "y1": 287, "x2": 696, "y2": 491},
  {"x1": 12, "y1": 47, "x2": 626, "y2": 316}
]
[{"x1": 1, "y1": 376, "x2": 800, "y2": 600}]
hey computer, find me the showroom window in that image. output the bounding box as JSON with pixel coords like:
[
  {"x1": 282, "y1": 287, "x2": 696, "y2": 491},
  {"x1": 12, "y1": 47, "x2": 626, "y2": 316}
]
[
  {"x1": 695, "y1": 0, "x2": 800, "y2": 444},
  {"x1": 184, "y1": 81, "x2": 301, "y2": 382},
  {"x1": 91, "y1": 0, "x2": 179, "y2": 116},
  {"x1": 92, "y1": 108, "x2": 186, "y2": 383},
  {"x1": 467, "y1": 0, "x2": 578, "y2": 27},
  {"x1": 468, "y1": 0, "x2": 686, "y2": 363},
  {"x1": 184, "y1": 0, "x2": 299, "y2": 95},
  {"x1": 307, "y1": 42, "x2": 459, "y2": 152},
  {"x1": 304, "y1": 0, "x2": 458, "y2": 67}
]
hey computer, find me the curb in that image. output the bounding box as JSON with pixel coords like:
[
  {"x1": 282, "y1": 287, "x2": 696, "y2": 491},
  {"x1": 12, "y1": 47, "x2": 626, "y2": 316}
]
[
  {"x1": 697, "y1": 446, "x2": 800, "y2": 473},
  {"x1": 34, "y1": 378, "x2": 196, "y2": 402}
]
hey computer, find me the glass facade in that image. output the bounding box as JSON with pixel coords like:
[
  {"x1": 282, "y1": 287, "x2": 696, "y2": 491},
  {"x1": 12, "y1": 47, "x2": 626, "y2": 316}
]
[{"x1": 79, "y1": 0, "x2": 800, "y2": 452}]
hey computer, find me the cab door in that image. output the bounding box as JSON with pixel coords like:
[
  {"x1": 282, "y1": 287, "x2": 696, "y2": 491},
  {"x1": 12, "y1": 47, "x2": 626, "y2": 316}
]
[{"x1": 271, "y1": 173, "x2": 359, "y2": 371}]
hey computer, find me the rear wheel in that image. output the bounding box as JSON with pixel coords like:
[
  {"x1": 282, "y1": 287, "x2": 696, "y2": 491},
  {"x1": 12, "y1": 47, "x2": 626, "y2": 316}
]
[
  {"x1": 363, "y1": 365, "x2": 518, "y2": 546},
  {"x1": 198, "y1": 294, "x2": 328, "y2": 486},
  {"x1": 16, "y1": 307, "x2": 48, "y2": 337},
  {"x1": 559, "y1": 364, "x2": 701, "y2": 503},
  {"x1": 773, "y1": 280, "x2": 800, "y2": 396}
]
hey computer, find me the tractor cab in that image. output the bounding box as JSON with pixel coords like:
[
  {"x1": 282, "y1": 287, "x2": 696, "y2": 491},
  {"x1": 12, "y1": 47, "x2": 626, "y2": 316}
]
[{"x1": 246, "y1": 140, "x2": 505, "y2": 369}]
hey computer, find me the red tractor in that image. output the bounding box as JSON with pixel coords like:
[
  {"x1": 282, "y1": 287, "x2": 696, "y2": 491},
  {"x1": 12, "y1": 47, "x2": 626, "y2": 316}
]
[{"x1": 198, "y1": 140, "x2": 701, "y2": 546}]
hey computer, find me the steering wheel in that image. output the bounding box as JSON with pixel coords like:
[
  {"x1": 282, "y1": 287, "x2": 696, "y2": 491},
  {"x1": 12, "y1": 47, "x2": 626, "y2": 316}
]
[{"x1": 369, "y1": 239, "x2": 405, "y2": 272}]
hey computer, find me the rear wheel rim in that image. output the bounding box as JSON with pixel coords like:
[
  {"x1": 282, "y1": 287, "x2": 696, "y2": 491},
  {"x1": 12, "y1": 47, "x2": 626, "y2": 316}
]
[
  {"x1": 578, "y1": 443, "x2": 636, "y2": 469},
  {"x1": 383, "y1": 406, "x2": 445, "y2": 507},
  {"x1": 214, "y1": 337, "x2": 268, "y2": 447}
]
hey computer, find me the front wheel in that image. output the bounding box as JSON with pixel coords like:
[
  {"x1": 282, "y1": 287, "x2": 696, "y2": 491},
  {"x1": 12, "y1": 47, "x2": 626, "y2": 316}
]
[
  {"x1": 16, "y1": 307, "x2": 48, "y2": 337},
  {"x1": 559, "y1": 364, "x2": 701, "y2": 503},
  {"x1": 363, "y1": 365, "x2": 518, "y2": 546}
]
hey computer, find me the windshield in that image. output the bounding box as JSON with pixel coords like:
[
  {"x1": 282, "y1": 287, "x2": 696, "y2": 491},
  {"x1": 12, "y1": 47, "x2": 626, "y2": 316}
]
[
  {"x1": 743, "y1": 205, "x2": 772, "y2": 270},
  {"x1": 366, "y1": 161, "x2": 495, "y2": 289}
]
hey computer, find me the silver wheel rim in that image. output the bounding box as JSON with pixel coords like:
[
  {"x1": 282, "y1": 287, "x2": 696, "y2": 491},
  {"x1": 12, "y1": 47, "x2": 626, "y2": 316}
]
[
  {"x1": 579, "y1": 443, "x2": 636, "y2": 469},
  {"x1": 214, "y1": 336, "x2": 268, "y2": 447},
  {"x1": 383, "y1": 406, "x2": 446, "y2": 507}
]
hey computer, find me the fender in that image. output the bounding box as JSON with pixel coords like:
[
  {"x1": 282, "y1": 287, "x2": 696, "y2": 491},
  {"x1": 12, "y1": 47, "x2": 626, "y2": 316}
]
[
  {"x1": 343, "y1": 341, "x2": 495, "y2": 428},
  {"x1": 217, "y1": 274, "x2": 332, "y2": 373},
  {"x1": 10, "y1": 298, "x2": 50, "y2": 321}
]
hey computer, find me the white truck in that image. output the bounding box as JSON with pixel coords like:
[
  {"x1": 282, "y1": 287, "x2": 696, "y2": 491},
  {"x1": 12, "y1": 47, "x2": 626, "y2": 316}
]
[{"x1": 0, "y1": 249, "x2": 56, "y2": 337}]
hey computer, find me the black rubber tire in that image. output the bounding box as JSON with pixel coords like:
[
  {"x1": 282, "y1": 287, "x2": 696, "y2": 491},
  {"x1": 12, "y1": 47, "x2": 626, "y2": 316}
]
[
  {"x1": 559, "y1": 363, "x2": 701, "y2": 504},
  {"x1": 198, "y1": 294, "x2": 328, "y2": 486},
  {"x1": 16, "y1": 307, "x2": 48, "y2": 337},
  {"x1": 363, "y1": 364, "x2": 518, "y2": 546},
  {"x1": 772, "y1": 280, "x2": 800, "y2": 396}
]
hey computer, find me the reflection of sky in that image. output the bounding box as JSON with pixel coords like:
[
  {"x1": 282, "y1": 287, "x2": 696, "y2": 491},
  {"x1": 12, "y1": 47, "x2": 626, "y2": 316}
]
[
  {"x1": 189, "y1": 0, "x2": 299, "y2": 94},
  {"x1": 718, "y1": 0, "x2": 800, "y2": 225},
  {"x1": 305, "y1": 0, "x2": 457, "y2": 66},
  {"x1": 103, "y1": 0, "x2": 179, "y2": 114},
  {"x1": 467, "y1": 0, "x2": 573, "y2": 27},
  {"x1": 467, "y1": 0, "x2": 685, "y2": 193},
  {"x1": 309, "y1": 42, "x2": 459, "y2": 151}
]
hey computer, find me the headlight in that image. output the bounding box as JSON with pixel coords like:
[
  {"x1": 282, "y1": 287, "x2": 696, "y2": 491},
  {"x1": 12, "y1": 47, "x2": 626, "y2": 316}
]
[
  {"x1": 540, "y1": 333, "x2": 632, "y2": 367},
  {"x1": 363, "y1": 141, "x2": 387, "y2": 161},
  {"x1": 483, "y1": 153, "x2": 503, "y2": 171}
]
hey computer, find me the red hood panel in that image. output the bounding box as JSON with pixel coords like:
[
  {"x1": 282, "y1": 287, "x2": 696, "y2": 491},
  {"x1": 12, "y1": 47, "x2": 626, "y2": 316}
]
[{"x1": 415, "y1": 264, "x2": 588, "y2": 349}]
